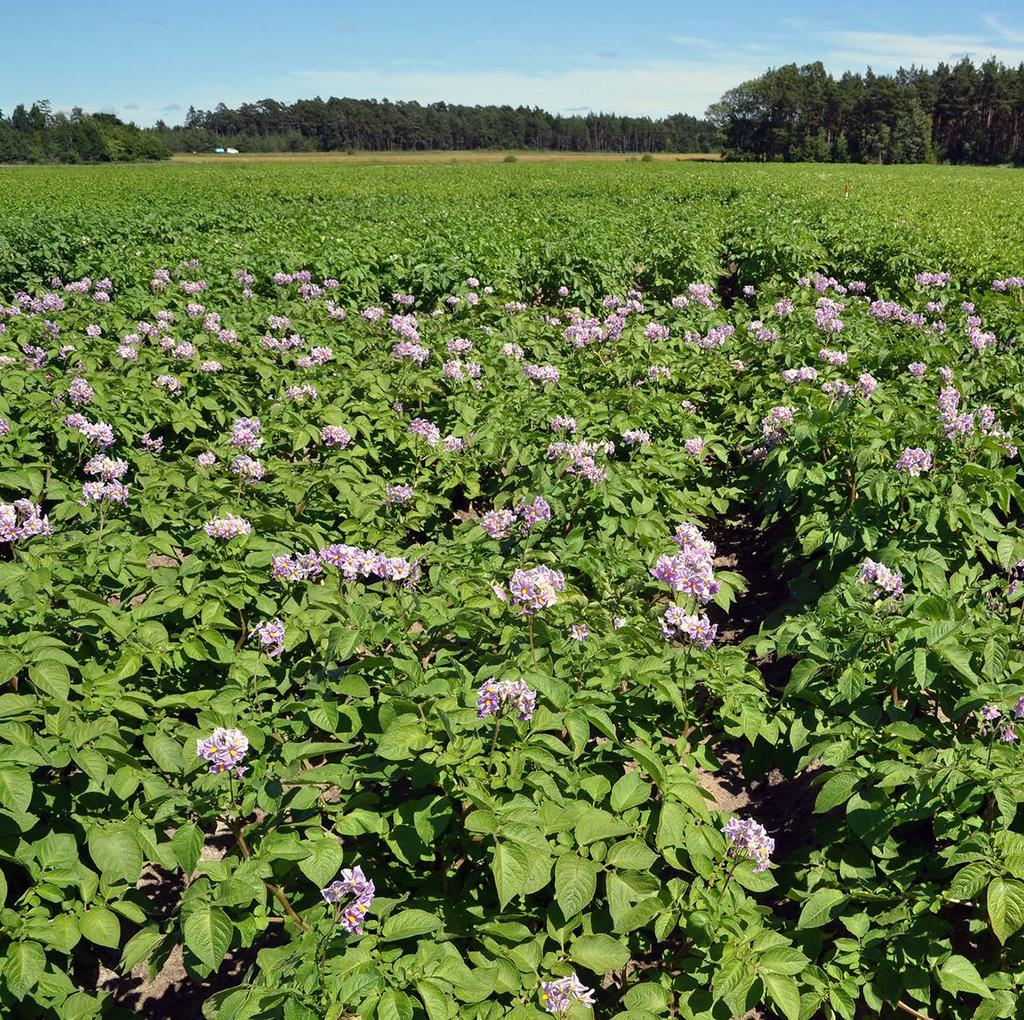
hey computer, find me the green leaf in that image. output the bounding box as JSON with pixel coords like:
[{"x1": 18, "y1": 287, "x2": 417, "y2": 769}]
[
  {"x1": 0, "y1": 765, "x2": 32, "y2": 814},
  {"x1": 144, "y1": 733, "x2": 182, "y2": 773},
  {"x1": 41, "y1": 915, "x2": 81, "y2": 953},
  {"x1": 88, "y1": 824, "x2": 144, "y2": 884},
  {"x1": 4, "y1": 941, "x2": 46, "y2": 1000},
  {"x1": 554, "y1": 856, "x2": 598, "y2": 918},
  {"x1": 758, "y1": 947, "x2": 810, "y2": 976},
  {"x1": 938, "y1": 954, "x2": 992, "y2": 998},
  {"x1": 605, "y1": 839, "x2": 658, "y2": 871},
  {"x1": 571, "y1": 933, "x2": 630, "y2": 973},
  {"x1": 610, "y1": 773, "x2": 652, "y2": 812},
  {"x1": 623, "y1": 984, "x2": 671, "y2": 1011},
  {"x1": 376, "y1": 989, "x2": 414, "y2": 1020},
  {"x1": 183, "y1": 906, "x2": 232, "y2": 969},
  {"x1": 416, "y1": 980, "x2": 456, "y2": 1020},
  {"x1": 797, "y1": 888, "x2": 847, "y2": 929},
  {"x1": 171, "y1": 823, "x2": 203, "y2": 876},
  {"x1": 381, "y1": 909, "x2": 441, "y2": 941},
  {"x1": 987, "y1": 878, "x2": 1024, "y2": 944},
  {"x1": 296, "y1": 837, "x2": 344, "y2": 888},
  {"x1": 120, "y1": 928, "x2": 165, "y2": 972},
  {"x1": 762, "y1": 972, "x2": 802, "y2": 1020},
  {"x1": 814, "y1": 771, "x2": 858, "y2": 813},
  {"x1": 28, "y1": 660, "x2": 70, "y2": 700},
  {"x1": 492, "y1": 841, "x2": 530, "y2": 909},
  {"x1": 81, "y1": 906, "x2": 121, "y2": 949}
]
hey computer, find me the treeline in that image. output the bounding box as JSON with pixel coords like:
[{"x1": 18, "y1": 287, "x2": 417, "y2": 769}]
[
  {"x1": 708, "y1": 58, "x2": 1024, "y2": 164},
  {"x1": 150, "y1": 98, "x2": 718, "y2": 153},
  {"x1": 0, "y1": 102, "x2": 169, "y2": 164}
]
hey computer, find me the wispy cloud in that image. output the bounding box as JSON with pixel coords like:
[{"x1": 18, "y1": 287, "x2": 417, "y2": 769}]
[
  {"x1": 595, "y1": 51, "x2": 621, "y2": 60},
  {"x1": 981, "y1": 12, "x2": 1024, "y2": 44},
  {"x1": 669, "y1": 35, "x2": 714, "y2": 48},
  {"x1": 124, "y1": 102, "x2": 140, "y2": 110},
  {"x1": 163, "y1": 102, "x2": 181, "y2": 111},
  {"x1": 286, "y1": 60, "x2": 765, "y2": 117},
  {"x1": 337, "y1": 20, "x2": 357, "y2": 33},
  {"x1": 822, "y1": 29, "x2": 1024, "y2": 68}
]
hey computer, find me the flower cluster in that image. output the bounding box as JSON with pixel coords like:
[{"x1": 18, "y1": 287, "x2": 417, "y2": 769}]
[
  {"x1": 650, "y1": 523, "x2": 719, "y2": 603},
  {"x1": 317, "y1": 543, "x2": 419, "y2": 585},
  {"x1": 252, "y1": 618, "x2": 285, "y2": 658},
  {"x1": 894, "y1": 447, "x2": 932, "y2": 476},
  {"x1": 723, "y1": 817, "x2": 774, "y2": 872},
  {"x1": 661, "y1": 607, "x2": 717, "y2": 648},
  {"x1": 781, "y1": 366, "x2": 818, "y2": 385},
  {"x1": 0, "y1": 500, "x2": 52, "y2": 543},
  {"x1": 523, "y1": 363, "x2": 560, "y2": 385},
  {"x1": 859, "y1": 559, "x2": 904, "y2": 599},
  {"x1": 196, "y1": 728, "x2": 249, "y2": 776},
  {"x1": 476, "y1": 678, "x2": 537, "y2": 721},
  {"x1": 409, "y1": 417, "x2": 442, "y2": 446},
  {"x1": 384, "y1": 483, "x2": 414, "y2": 504},
  {"x1": 84, "y1": 455, "x2": 128, "y2": 480},
  {"x1": 82, "y1": 481, "x2": 129, "y2": 504},
  {"x1": 320, "y1": 866, "x2": 375, "y2": 935},
  {"x1": 321, "y1": 425, "x2": 353, "y2": 448},
  {"x1": 203, "y1": 515, "x2": 252, "y2": 540},
  {"x1": 539, "y1": 974, "x2": 596, "y2": 1016},
  {"x1": 270, "y1": 551, "x2": 323, "y2": 582},
  {"x1": 506, "y1": 565, "x2": 566, "y2": 614},
  {"x1": 229, "y1": 417, "x2": 262, "y2": 452}
]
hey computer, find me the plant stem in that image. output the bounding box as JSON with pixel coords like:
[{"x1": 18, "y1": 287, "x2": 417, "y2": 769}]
[
  {"x1": 895, "y1": 1001, "x2": 935, "y2": 1020},
  {"x1": 231, "y1": 818, "x2": 309, "y2": 932}
]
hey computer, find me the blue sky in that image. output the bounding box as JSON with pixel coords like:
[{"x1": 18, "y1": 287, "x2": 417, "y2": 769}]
[{"x1": 5, "y1": 1, "x2": 1024, "y2": 125}]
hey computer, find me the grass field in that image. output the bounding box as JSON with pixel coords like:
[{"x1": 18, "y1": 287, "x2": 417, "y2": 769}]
[{"x1": 169, "y1": 150, "x2": 722, "y2": 165}]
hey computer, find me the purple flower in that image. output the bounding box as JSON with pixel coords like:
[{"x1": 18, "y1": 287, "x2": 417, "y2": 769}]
[
  {"x1": 229, "y1": 417, "x2": 262, "y2": 452},
  {"x1": 67, "y1": 377, "x2": 94, "y2": 406},
  {"x1": 196, "y1": 727, "x2": 249, "y2": 775},
  {"x1": 523, "y1": 363, "x2": 560, "y2": 385},
  {"x1": 0, "y1": 500, "x2": 52, "y2": 543},
  {"x1": 568, "y1": 623, "x2": 588, "y2": 641},
  {"x1": 908, "y1": 362, "x2": 927, "y2": 377},
  {"x1": 320, "y1": 866, "x2": 375, "y2": 935},
  {"x1": 476, "y1": 678, "x2": 537, "y2": 721},
  {"x1": 894, "y1": 448, "x2": 932, "y2": 477},
  {"x1": 859, "y1": 559, "x2": 904, "y2": 599},
  {"x1": 516, "y1": 496, "x2": 551, "y2": 533},
  {"x1": 196, "y1": 451, "x2": 217, "y2": 468},
  {"x1": 661, "y1": 607, "x2": 717, "y2": 649},
  {"x1": 385, "y1": 483, "x2": 414, "y2": 504},
  {"x1": 722, "y1": 817, "x2": 774, "y2": 872},
  {"x1": 622, "y1": 429, "x2": 651, "y2": 446},
  {"x1": 650, "y1": 523, "x2": 719, "y2": 603},
  {"x1": 507, "y1": 565, "x2": 566, "y2": 614},
  {"x1": 410, "y1": 418, "x2": 442, "y2": 446},
  {"x1": 481, "y1": 508, "x2": 516, "y2": 540},
  {"x1": 84, "y1": 455, "x2": 127, "y2": 480},
  {"x1": 155, "y1": 375, "x2": 181, "y2": 393},
  {"x1": 203, "y1": 515, "x2": 252, "y2": 540},
  {"x1": 321, "y1": 425, "x2": 353, "y2": 448},
  {"x1": 231, "y1": 455, "x2": 264, "y2": 482},
  {"x1": 252, "y1": 618, "x2": 285, "y2": 658},
  {"x1": 540, "y1": 974, "x2": 596, "y2": 1016}
]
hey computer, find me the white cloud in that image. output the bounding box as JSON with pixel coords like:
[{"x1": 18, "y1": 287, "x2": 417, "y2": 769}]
[
  {"x1": 822, "y1": 29, "x2": 1024, "y2": 68},
  {"x1": 982, "y1": 12, "x2": 1024, "y2": 43},
  {"x1": 285, "y1": 60, "x2": 765, "y2": 118},
  {"x1": 668, "y1": 35, "x2": 714, "y2": 48}
]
